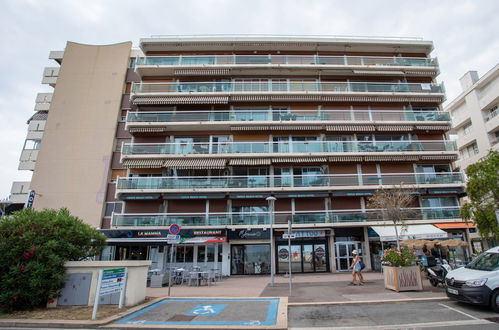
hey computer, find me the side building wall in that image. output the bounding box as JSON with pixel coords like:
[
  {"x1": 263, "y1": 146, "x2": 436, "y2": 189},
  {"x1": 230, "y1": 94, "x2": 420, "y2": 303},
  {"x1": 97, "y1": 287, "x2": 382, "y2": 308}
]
[{"x1": 30, "y1": 41, "x2": 132, "y2": 227}]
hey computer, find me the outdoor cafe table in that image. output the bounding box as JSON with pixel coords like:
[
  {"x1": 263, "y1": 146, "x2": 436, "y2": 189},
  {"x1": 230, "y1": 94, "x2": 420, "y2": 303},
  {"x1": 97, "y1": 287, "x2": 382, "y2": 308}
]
[{"x1": 190, "y1": 271, "x2": 209, "y2": 286}]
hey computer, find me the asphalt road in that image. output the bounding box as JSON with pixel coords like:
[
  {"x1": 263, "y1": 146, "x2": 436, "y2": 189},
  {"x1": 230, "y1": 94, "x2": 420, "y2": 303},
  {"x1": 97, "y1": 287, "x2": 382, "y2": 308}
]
[{"x1": 289, "y1": 300, "x2": 499, "y2": 329}]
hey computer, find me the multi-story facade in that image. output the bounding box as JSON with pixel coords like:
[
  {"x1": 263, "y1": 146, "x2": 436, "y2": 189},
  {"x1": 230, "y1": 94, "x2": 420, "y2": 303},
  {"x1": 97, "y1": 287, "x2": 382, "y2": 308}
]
[
  {"x1": 16, "y1": 36, "x2": 471, "y2": 275},
  {"x1": 446, "y1": 64, "x2": 499, "y2": 171}
]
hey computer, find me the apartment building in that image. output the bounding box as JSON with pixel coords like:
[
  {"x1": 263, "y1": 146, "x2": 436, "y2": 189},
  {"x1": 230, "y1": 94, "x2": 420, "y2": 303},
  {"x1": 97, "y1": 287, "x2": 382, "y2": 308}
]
[
  {"x1": 16, "y1": 36, "x2": 471, "y2": 275},
  {"x1": 446, "y1": 64, "x2": 499, "y2": 171}
]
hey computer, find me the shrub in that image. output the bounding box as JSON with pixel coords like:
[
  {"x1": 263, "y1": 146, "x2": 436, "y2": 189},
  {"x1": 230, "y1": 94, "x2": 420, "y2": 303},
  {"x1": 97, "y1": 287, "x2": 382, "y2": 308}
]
[
  {"x1": 381, "y1": 247, "x2": 417, "y2": 267},
  {"x1": 0, "y1": 208, "x2": 106, "y2": 312}
]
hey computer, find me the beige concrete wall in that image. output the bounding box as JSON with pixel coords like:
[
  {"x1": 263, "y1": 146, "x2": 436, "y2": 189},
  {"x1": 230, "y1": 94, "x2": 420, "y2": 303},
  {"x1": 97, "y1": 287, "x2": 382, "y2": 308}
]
[
  {"x1": 30, "y1": 42, "x2": 132, "y2": 227},
  {"x1": 64, "y1": 260, "x2": 151, "y2": 306}
]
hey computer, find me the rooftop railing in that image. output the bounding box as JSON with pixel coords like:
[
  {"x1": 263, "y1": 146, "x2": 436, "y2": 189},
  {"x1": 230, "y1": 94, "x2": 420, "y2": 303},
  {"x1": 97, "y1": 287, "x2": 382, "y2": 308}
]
[
  {"x1": 131, "y1": 81, "x2": 444, "y2": 94},
  {"x1": 127, "y1": 110, "x2": 450, "y2": 123},
  {"x1": 116, "y1": 172, "x2": 464, "y2": 191},
  {"x1": 122, "y1": 140, "x2": 457, "y2": 155},
  {"x1": 136, "y1": 55, "x2": 437, "y2": 67},
  {"x1": 111, "y1": 206, "x2": 460, "y2": 227}
]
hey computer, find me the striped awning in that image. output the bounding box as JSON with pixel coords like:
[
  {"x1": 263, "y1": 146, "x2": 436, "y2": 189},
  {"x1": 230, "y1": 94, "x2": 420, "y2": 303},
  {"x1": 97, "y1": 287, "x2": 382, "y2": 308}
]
[
  {"x1": 328, "y1": 156, "x2": 363, "y2": 162},
  {"x1": 230, "y1": 126, "x2": 270, "y2": 131},
  {"x1": 229, "y1": 158, "x2": 271, "y2": 166},
  {"x1": 231, "y1": 125, "x2": 323, "y2": 131},
  {"x1": 269, "y1": 125, "x2": 323, "y2": 131},
  {"x1": 376, "y1": 125, "x2": 413, "y2": 131},
  {"x1": 421, "y1": 154, "x2": 458, "y2": 160},
  {"x1": 128, "y1": 127, "x2": 168, "y2": 133},
  {"x1": 406, "y1": 70, "x2": 438, "y2": 76},
  {"x1": 272, "y1": 157, "x2": 327, "y2": 163},
  {"x1": 122, "y1": 159, "x2": 164, "y2": 169},
  {"x1": 326, "y1": 125, "x2": 376, "y2": 131},
  {"x1": 174, "y1": 68, "x2": 230, "y2": 75},
  {"x1": 353, "y1": 70, "x2": 405, "y2": 75},
  {"x1": 133, "y1": 96, "x2": 229, "y2": 105},
  {"x1": 364, "y1": 155, "x2": 420, "y2": 161},
  {"x1": 415, "y1": 125, "x2": 451, "y2": 131},
  {"x1": 162, "y1": 158, "x2": 227, "y2": 169}
]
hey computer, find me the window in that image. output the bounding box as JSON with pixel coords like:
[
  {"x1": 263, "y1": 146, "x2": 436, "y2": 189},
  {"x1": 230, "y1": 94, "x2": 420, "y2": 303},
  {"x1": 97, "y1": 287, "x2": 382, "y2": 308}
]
[
  {"x1": 485, "y1": 105, "x2": 498, "y2": 122},
  {"x1": 129, "y1": 58, "x2": 136, "y2": 69},
  {"x1": 104, "y1": 202, "x2": 123, "y2": 217},
  {"x1": 421, "y1": 197, "x2": 458, "y2": 208},
  {"x1": 24, "y1": 139, "x2": 41, "y2": 150},
  {"x1": 462, "y1": 143, "x2": 479, "y2": 158},
  {"x1": 463, "y1": 122, "x2": 473, "y2": 135}
]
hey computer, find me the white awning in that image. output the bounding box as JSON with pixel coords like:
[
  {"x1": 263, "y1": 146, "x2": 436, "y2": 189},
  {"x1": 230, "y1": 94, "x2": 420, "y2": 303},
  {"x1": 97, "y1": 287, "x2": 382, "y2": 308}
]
[{"x1": 370, "y1": 225, "x2": 448, "y2": 242}]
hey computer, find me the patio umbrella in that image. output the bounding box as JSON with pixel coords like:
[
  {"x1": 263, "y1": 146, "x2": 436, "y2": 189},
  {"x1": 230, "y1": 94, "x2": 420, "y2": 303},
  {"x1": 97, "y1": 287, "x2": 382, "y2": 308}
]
[
  {"x1": 401, "y1": 239, "x2": 427, "y2": 249},
  {"x1": 435, "y1": 239, "x2": 469, "y2": 249}
]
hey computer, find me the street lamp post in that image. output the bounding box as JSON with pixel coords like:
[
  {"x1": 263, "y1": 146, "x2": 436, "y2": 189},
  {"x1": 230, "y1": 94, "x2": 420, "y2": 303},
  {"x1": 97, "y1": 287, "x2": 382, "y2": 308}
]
[{"x1": 266, "y1": 196, "x2": 276, "y2": 287}]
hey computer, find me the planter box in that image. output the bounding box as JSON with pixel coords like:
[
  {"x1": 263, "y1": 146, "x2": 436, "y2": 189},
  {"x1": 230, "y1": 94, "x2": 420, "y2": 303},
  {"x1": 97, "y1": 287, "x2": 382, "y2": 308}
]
[{"x1": 383, "y1": 265, "x2": 423, "y2": 292}]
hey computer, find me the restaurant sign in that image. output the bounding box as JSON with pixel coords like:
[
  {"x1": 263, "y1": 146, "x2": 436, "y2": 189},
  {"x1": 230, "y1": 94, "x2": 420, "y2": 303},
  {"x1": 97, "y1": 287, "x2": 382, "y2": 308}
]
[{"x1": 228, "y1": 228, "x2": 271, "y2": 240}]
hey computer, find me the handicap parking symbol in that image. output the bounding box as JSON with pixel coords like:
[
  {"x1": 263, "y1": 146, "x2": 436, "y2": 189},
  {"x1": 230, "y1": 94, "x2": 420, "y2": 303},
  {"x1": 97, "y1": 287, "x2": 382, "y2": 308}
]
[{"x1": 186, "y1": 304, "x2": 228, "y2": 316}]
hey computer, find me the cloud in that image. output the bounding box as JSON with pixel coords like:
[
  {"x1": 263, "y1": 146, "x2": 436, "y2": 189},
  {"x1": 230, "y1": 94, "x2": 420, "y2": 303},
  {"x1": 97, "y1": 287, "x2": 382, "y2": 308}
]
[{"x1": 0, "y1": 0, "x2": 498, "y2": 197}]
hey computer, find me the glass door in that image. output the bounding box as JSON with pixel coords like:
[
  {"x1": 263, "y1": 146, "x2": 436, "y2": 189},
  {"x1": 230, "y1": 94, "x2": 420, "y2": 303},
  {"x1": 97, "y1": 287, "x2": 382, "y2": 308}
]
[
  {"x1": 303, "y1": 245, "x2": 314, "y2": 272},
  {"x1": 335, "y1": 241, "x2": 362, "y2": 272}
]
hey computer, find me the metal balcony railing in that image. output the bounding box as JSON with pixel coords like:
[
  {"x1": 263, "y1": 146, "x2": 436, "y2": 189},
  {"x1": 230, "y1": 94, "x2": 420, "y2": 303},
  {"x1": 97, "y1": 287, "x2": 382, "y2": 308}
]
[
  {"x1": 136, "y1": 55, "x2": 437, "y2": 67},
  {"x1": 116, "y1": 172, "x2": 464, "y2": 191},
  {"x1": 126, "y1": 110, "x2": 450, "y2": 123},
  {"x1": 131, "y1": 81, "x2": 444, "y2": 94},
  {"x1": 122, "y1": 140, "x2": 457, "y2": 155},
  {"x1": 111, "y1": 206, "x2": 461, "y2": 227}
]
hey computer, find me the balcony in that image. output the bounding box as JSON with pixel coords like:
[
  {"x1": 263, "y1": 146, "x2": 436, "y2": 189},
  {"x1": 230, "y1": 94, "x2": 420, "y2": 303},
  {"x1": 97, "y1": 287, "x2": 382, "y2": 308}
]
[
  {"x1": 41, "y1": 67, "x2": 59, "y2": 87},
  {"x1": 135, "y1": 55, "x2": 438, "y2": 77},
  {"x1": 111, "y1": 206, "x2": 461, "y2": 227},
  {"x1": 126, "y1": 109, "x2": 451, "y2": 131},
  {"x1": 132, "y1": 81, "x2": 444, "y2": 94},
  {"x1": 116, "y1": 172, "x2": 463, "y2": 194},
  {"x1": 122, "y1": 140, "x2": 457, "y2": 158},
  {"x1": 34, "y1": 93, "x2": 53, "y2": 111}
]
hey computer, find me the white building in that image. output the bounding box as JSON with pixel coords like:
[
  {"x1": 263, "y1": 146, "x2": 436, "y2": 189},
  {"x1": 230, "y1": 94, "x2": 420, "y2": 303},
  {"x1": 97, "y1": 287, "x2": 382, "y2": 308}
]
[{"x1": 447, "y1": 64, "x2": 499, "y2": 171}]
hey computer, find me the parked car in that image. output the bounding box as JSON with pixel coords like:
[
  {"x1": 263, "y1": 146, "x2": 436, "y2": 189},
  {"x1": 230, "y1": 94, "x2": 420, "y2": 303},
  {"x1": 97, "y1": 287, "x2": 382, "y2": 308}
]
[{"x1": 445, "y1": 246, "x2": 499, "y2": 312}]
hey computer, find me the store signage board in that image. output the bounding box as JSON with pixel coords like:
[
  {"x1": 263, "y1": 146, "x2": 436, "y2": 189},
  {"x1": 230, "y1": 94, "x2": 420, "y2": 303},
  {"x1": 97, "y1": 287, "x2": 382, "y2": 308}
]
[
  {"x1": 92, "y1": 268, "x2": 127, "y2": 319},
  {"x1": 25, "y1": 190, "x2": 36, "y2": 208}
]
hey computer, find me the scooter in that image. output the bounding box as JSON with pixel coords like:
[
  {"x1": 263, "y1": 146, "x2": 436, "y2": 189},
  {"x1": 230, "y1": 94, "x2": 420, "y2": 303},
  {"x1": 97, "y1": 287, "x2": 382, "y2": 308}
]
[{"x1": 427, "y1": 260, "x2": 452, "y2": 287}]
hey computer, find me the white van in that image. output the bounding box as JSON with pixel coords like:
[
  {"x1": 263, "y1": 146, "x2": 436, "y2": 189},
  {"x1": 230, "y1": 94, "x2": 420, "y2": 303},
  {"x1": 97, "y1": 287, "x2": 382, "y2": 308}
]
[{"x1": 445, "y1": 246, "x2": 499, "y2": 312}]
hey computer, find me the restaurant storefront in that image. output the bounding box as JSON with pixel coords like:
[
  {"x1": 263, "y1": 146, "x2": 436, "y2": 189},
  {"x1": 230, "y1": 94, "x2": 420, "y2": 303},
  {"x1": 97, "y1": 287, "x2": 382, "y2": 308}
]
[
  {"x1": 229, "y1": 228, "x2": 271, "y2": 275},
  {"x1": 275, "y1": 230, "x2": 330, "y2": 273},
  {"x1": 100, "y1": 229, "x2": 229, "y2": 275}
]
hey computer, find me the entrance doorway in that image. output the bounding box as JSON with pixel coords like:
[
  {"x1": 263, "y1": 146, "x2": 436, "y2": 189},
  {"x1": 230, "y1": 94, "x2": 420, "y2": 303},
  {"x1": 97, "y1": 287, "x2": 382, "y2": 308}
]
[
  {"x1": 335, "y1": 241, "x2": 362, "y2": 271},
  {"x1": 276, "y1": 242, "x2": 329, "y2": 273}
]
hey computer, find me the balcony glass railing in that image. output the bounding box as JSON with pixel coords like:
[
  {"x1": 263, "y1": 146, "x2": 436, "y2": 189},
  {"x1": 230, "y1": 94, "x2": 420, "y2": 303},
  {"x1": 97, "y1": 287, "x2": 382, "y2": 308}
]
[
  {"x1": 126, "y1": 110, "x2": 450, "y2": 123},
  {"x1": 136, "y1": 55, "x2": 437, "y2": 67},
  {"x1": 116, "y1": 172, "x2": 464, "y2": 191},
  {"x1": 132, "y1": 81, "x2": 444, "y2": 94},
  {"x1": 111, "y1": 207, "x2": 460, "y2": 227},
  {"x1": 122, "y1": 140, "x2": 457, "y2": 155}
]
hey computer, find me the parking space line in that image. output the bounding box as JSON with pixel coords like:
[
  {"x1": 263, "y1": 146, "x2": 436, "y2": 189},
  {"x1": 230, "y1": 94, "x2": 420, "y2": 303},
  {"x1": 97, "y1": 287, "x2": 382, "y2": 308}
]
[{"x1": 438, "y1": 303, "x2": 479, "y2": 320}]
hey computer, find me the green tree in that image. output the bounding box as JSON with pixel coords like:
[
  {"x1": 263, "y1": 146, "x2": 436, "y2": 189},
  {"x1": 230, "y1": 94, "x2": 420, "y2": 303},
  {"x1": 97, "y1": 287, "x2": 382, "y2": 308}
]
[
  {"x1": 0, "y1": 208, "x2": 107, "y2": 312},
  {"x1": 461, "y1": 151, "x2": 499, "y2": 240}
]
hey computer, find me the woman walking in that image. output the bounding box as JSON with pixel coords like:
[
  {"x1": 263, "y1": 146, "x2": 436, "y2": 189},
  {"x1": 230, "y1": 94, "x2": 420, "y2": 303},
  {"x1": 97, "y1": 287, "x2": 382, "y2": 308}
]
[{"x1": 349, "y1": 250, "x2": 364, "y2": 285}]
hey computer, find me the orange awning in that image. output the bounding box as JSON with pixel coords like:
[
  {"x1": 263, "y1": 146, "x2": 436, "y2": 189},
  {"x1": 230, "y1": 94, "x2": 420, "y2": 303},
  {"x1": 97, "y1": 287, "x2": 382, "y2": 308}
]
[{"x1": 434, "y1": 222, "x2": 475, "y2": 229}]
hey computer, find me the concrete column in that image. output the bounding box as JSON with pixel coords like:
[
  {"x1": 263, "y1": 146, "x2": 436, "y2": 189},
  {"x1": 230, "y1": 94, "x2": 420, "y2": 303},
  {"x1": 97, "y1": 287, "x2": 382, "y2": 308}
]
[
  {"x1": 222, "y1": 242, "x2": 230, "y2": 276},
  {"x1": 329, "y1": 230, "x2": 336, "y2": 272},
  {"x1": 363, "y1": 226, "x2": 372, "y2": 271}
]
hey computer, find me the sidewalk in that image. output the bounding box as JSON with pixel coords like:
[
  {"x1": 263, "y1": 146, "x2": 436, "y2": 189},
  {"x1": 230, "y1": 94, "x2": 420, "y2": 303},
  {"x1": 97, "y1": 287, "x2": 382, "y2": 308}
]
[{"x1": 147, "y1": 272, "x2": 447, "y2": 303}]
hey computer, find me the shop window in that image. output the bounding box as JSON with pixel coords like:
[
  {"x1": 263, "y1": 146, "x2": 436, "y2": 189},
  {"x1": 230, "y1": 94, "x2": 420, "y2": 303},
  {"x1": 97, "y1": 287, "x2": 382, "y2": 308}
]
[{"x1": 231, "y1": 244, "x2": 270, "y2": 275}]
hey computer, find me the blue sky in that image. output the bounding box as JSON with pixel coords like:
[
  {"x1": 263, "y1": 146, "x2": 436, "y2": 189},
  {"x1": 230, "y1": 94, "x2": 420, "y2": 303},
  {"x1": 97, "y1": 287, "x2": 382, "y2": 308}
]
[{"x1": 0, "y1": 0, "x2": 498, "y2": 198}]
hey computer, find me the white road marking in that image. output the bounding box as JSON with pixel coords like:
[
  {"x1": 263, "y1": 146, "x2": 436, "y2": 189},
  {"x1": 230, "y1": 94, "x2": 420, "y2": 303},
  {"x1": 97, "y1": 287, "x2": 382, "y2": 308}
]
[
  {"x1": 289, "y1": 318, "x2": 494, "y2": 329},
  {"x1": 438, "y1": 302, "x2": 480, "y2": 320}
]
